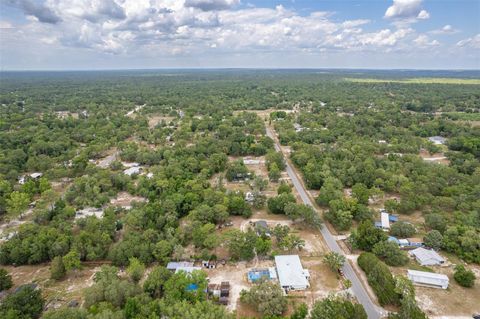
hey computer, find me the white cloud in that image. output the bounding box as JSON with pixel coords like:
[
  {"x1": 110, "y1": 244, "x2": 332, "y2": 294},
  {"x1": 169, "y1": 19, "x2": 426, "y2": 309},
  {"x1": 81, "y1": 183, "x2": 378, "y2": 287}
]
[
  {"x1": 5, "y1": 0, "x2": 62, "y2": 24},
  {"x1": 413, "y1": 34, "x2": 440, "y2": 47},
  {"x1": 0, "y1": 21, "x2": 15, "y2": 29},
  {"x1": 358, "y1": 28, "x2": 413, "y2": 47},
  {"x1": 184, "y1": 0, "x2": 239, "y2": 11},
  {"x1": 430, "y1": 24, "x2": 459, "y2": 35},
  {"x1": 456, "y1": 34, "x2": 480, "y2": 49},
  {"x1": 417, "y1": 10, "x2": 429, "y2": 19},
  {"x1": 384, "y1": 0, "x2": 430, "y2": 22},
  {"x1": 0, "y1": 0, "x2": 468, "y2": 62}
]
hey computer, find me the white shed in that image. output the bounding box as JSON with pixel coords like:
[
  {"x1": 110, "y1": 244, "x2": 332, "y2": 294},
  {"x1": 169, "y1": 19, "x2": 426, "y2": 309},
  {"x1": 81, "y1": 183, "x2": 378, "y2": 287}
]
[
  {"x1": 409, "y1": 247, "x2": 445, "y2": 266},
  {"x1": 274, "y1": 255, "x2": 310, "y2": 291},
  {"x1": 407, "y1": 269, "x2": 449, "y2": 289}
]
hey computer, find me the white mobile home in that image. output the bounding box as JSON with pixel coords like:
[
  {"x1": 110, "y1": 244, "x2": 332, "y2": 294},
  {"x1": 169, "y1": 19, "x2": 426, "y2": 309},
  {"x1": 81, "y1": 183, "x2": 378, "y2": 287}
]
[
  {"x1": 407, "y1": 269, "x2": 449, "y2": 289},
  {"x1": 274, "y1": 255, "x2": 310, "y2": 292},
  {"x1": 380, "y1": 212, "x2": 390, "y2": 229}
]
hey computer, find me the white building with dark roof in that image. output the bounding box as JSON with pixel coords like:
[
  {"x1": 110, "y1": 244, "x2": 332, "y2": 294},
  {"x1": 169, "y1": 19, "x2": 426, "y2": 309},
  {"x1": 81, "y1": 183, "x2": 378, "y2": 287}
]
[
  {"x1": 407, "y1": 269, "x2": 449, "y2": 289},
  {"x1": 274, "y1": 255, "x2": 310, "y2": 291}
]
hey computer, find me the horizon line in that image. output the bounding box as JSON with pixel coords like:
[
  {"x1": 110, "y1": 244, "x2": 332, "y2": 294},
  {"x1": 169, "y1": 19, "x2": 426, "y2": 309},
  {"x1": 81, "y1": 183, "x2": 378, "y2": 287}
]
[{"x1": 1, "y1": 67, "x2": 480, "y2": 73}]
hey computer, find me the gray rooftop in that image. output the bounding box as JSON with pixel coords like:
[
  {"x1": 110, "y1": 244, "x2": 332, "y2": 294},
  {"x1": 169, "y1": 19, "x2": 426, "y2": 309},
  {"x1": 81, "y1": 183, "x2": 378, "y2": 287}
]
[
  {"x1": 274, "y1": 255, "x2": 309, "y2": 289},
  {"x1": 409, "y1": 247, "x2": 445, "y2": 265}
]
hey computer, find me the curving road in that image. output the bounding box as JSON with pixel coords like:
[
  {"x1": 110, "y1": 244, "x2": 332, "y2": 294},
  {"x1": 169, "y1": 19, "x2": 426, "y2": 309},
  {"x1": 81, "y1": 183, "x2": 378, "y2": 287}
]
[{"x1": 266, "y1": 126, "x2": 383, "y2": 319}]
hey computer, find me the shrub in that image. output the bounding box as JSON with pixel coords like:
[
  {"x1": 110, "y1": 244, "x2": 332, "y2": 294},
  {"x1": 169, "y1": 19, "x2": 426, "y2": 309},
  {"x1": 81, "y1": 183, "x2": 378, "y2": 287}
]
[
  {"x1": 372, "y1": 241, "x2": 409, "y2": 266},
  {"x1": 453, "y1": 265, "x2": 476, "y2": 287},
  {"x1": 0, "y1": 268, "x2": 13, "y2": 291},
  {"x1": 390, "y1": 222, "x2": 416, "y2": 238}
]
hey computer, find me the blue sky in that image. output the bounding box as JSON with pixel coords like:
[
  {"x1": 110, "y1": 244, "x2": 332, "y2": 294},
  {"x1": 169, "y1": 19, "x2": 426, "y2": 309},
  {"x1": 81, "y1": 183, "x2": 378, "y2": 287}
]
[{"x1": 0, "y1": 0, "x2": 479, "y2": 70}]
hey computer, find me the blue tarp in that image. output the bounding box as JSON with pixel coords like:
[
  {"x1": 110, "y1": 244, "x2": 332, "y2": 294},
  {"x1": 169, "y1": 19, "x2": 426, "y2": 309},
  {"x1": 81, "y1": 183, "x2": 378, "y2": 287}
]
[
  {"x1": 186, "y1": 283, "x2": 198, "y2": 291},
  {"x1": 389, "y1": 215, "x2": 399, "y2": 222}
]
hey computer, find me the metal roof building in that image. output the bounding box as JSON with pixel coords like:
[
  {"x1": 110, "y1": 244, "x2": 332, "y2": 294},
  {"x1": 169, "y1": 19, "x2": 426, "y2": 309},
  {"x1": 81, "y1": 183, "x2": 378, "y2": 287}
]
[
  {"x1": 274, "y1": 255, "x2": 310, "y2": 291},
  {"x1": 407, "y1": 269, "x2": 449, "y2": 289},
  {"x1": 166, "y1": 261, "x2": 194, "y2": 271},
  {"x1": 409, "y1": 247, "x2": 445, "y2": 266}
]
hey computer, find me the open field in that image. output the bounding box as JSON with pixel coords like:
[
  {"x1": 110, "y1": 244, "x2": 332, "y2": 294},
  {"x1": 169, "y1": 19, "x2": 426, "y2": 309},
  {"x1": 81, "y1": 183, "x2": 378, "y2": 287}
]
[{"x1": 345, "y1": 78, "x2": 480, "y2": 85}]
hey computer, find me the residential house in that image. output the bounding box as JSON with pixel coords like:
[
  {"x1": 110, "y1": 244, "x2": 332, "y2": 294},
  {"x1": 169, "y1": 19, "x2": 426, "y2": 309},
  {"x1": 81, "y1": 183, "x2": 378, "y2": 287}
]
[{"x1": 274, "y1": 255, "x2": 310, "y2": 292}]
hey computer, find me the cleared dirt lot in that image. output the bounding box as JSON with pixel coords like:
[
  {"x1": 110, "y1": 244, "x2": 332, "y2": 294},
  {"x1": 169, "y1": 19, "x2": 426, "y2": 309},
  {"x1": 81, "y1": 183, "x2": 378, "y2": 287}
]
[
  {"x1": 148, "y1": 114, "x2": 175, "y2": 128},
  {"x1": 206, "y1": 260, "x2": 271, "y2": 312},
  {"x1": 110, "y1": 191, "x2": 147, "y2": 209},
  {"x1": 419, "y1": 150, "x2": 449, "y2": 165},
  {"x1": 4, "y1": 264, "x2": 100, "y2": 309}
]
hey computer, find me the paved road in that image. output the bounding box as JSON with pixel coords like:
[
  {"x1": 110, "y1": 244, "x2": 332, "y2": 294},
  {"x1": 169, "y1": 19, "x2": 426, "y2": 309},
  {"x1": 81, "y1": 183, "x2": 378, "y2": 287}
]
[{"x1": 266, "y1": 127, "x2": 383, "y2": 319}]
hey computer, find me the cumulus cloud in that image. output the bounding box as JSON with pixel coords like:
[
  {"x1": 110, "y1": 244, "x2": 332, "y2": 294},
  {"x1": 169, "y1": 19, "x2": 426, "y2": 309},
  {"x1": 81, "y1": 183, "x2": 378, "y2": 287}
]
[
  {"x1": 5, "y1": 0, "x2": 62, "y2": 24},
  {"x1": 184, "y1": 0, "x2": 239, "y2": 11},
  {"x1": 1, "y1": 0, "x2": 442, "y2": 57},
  {"x1": 413, "y1": 34, "x2": 439, "y2": 47},
  {"x1": 456, "y1": 34, "x2": 480, "y2": 49},
  {"x1": 384, "y1": 0, "x2": 429, "y2": 21},
  {"x1": 430, "y1": 24, "x2": 459, "y2": 35},
  {"x1": 358, "y1": 28, "x2": 413, "y2": 47}
]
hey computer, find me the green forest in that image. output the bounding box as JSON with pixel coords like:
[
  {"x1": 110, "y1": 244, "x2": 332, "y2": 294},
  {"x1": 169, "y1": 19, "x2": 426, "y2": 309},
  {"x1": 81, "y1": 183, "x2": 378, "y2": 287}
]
[{"x1": 0, "y1": 70, "x2": 479, "y2": 319}]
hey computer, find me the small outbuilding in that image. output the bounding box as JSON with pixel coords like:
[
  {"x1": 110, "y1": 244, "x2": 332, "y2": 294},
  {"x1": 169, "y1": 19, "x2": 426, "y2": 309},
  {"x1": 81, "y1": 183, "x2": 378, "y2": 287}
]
[
  {"x1": 428, "y1": 136, "x2": 447, "y2": 145},
  {"x1": 254, "y1": 220, "x2": 270, "y2": 237},
  {"x1": 407, "y1": 269, "x2": 449, "y2": 289},
  {"x1": 409, "y1": 247, "x2": 445, "y2": 266},
  {"x1": 123, "y1": 166, "x2": 142, "y2": 176}
]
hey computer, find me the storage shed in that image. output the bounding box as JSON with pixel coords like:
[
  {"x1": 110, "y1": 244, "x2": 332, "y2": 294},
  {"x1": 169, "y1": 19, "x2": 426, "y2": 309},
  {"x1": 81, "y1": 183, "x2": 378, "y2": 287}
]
[
  {"x1": 409, "y1": 247, "x2": 445, "y2": 266},
  {"x1": 407, "y1": 269, "x2": 449, "y2": 289},
  {"x1": 274, "y1": 255, "x2": 310, "y2": 291}
]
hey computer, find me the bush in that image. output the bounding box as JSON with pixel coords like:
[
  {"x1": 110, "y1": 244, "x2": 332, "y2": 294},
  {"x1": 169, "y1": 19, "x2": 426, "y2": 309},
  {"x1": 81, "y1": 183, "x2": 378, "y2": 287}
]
[
  {"x1": 310, "y1": 295, "x2": 367, "y2": 319},
  {"x1": 0, "y1": 284, "x2": 44, "y2": 319},
  {"x1": 390, "y1": 222, "x2": 416, "y2": 238},
  {"x1": 50, "y1": 256, "x2": 66, "y2": 281},
  {"x1": 453, "y1": 265, "x2": 476, "y2": 287},
  {"x1": 423, "y1": 230, "x2": 443, "y2": 250},
  {"x1": 267, "y1": 193, "x2": 296, "y2": 214},
  {"x1": 0, "y1": 268, "x2": 13, "y2": 291},
  {"x1": 350, "y1": 220, "x2": 388, "y2": 251},
  {"x1": 372, "y1": 241, "x2": 409, "y2": 266},
  {"x1": 240, "y1": 280, "x2": 287, "y2": 317}
]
